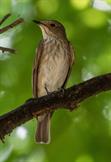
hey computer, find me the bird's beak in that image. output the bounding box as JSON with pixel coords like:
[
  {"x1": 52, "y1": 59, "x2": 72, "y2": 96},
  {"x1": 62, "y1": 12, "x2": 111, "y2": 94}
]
[
  {"x1": 33, "y1": 20, "x2": 41, "y2": 25},
  {"x1": 33, "y1": 20, "x2": 45, "y2": 26},
  {"x1": 33, "y1": 20, "x2": 47, "y2": 28}
]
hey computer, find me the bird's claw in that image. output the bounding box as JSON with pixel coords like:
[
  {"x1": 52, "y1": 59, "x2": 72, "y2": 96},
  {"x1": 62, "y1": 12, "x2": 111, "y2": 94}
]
[
  {"x1": 45, "y1": 85, "x2": 51, "y2": 95},
  {"x1": 58, "y1": 87, "x2": 65, "y2": 93}
]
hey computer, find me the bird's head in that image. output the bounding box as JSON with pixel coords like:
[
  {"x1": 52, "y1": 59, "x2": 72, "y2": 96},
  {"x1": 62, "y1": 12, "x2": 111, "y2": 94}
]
[{"x1": 33, "y1": 20, "x2": 67, "y2": 40}]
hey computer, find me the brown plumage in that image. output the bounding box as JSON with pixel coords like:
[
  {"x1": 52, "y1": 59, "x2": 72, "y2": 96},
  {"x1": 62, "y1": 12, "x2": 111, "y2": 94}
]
[{"x1": 32, "y1": 20, "x2": 75, "y2": 144}]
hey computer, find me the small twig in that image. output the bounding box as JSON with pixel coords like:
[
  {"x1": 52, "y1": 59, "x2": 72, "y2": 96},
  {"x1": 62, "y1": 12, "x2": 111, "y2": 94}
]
[
  {"x1": 0, "y1": 46, "x2": 15, "y2": 54},
  {"x1": 0, "y1": 13, "x2": 11, "y2": 25},
  {"x1": 0, "y1": 17, "x2": 24, "y2": 34},
  {"x1": 0, "y1": 14, "x2": 24, "y2": 54}
]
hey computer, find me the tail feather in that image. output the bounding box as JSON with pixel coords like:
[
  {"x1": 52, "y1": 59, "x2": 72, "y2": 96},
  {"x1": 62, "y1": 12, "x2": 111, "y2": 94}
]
[{"x1": 35, "y1": 113, "x2": 51, "y2": 144}]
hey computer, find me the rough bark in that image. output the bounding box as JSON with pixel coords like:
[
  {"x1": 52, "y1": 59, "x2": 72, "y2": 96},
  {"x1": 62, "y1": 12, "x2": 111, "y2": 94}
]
[{"x1": 0, "y1": 73, "x2": 111, "y2": 143}]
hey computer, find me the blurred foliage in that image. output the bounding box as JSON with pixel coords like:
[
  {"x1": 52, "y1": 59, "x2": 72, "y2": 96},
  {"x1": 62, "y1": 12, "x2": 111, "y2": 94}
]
[{"x1": 0, "y1": 0, "x2": 111, "y2": 162}]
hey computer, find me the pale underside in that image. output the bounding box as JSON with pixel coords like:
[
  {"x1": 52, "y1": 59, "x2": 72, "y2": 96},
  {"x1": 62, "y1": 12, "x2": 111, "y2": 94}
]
[{"x1": 37, "y1": 38, "x2": 70, "y2": 97}]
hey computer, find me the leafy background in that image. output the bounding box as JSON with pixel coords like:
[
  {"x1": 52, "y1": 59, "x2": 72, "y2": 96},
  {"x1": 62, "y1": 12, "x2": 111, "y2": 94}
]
[{"x1": 0, "y1": 0, "x2": 111, "y2": 162}]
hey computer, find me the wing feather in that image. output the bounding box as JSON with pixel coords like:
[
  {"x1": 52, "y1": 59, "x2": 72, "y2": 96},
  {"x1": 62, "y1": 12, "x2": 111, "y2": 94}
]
[
  {"x1": 62, "y1": 42, "x2": 75, "y2": 88},
  {"x1": 32, "y1": 40, "x2": 44, "y2": 97}
]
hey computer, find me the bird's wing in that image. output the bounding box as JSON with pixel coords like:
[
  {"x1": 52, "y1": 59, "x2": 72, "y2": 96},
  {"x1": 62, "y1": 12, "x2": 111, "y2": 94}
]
[
  {"x1": 32, "y1": 40, "x2": 44, "y2": 97},
  {"x1": 62, "y1": 42, "x2": 75, "y2": 88},
  {"x1": 69, "y1": 42, "x2": 75, "y2": 67}
]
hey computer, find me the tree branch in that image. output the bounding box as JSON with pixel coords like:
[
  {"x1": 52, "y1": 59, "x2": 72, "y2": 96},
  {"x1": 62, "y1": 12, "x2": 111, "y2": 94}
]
[
  {"x1": 0, "y1": 13, "x2": 11, "y2": 26},
  {"x1": 0, "y1": 47, "x2": 15, "y2": 54},
  {"x1": 0, "y1": 17, "x2": 24, "y2": 34},
  {"x1": 0, "y1": 73, "x2": 111, "y2": 143},
  {"x1": 0, "y1": 14, "x2": 24, "y2": 54}
]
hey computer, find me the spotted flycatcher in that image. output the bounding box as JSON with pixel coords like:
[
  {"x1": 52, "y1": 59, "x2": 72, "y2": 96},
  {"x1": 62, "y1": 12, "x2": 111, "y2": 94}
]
[{"x1": 32, "y1": 20, "x2": 75, "y2": 144}]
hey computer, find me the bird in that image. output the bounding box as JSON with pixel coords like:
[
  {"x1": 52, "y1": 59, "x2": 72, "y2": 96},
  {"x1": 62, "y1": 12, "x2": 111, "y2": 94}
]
[{"x1": 32, "y1": 20, "x2": 75, "y2": 144}]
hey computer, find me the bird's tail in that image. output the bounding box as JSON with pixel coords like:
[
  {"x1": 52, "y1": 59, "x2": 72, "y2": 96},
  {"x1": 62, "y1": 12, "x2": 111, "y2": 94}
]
[{"x1": 35, "y1": 113, "x2": 51, "y2": 144}]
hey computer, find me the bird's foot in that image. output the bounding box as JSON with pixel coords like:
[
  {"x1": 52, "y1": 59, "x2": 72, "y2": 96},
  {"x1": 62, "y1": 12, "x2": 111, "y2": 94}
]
[
  {"x1": 45, "y1": 85, "x2": 51, "y2": 95},
  {"x1": 58, "y1": 87, "x2": 65, "y2": 93}
]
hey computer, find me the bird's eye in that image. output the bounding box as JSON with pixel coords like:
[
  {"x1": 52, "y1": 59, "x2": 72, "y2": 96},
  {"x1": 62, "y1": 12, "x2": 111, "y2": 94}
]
[{"x1": 50, "y1": 23, "x2": 56, "y2": 27}]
